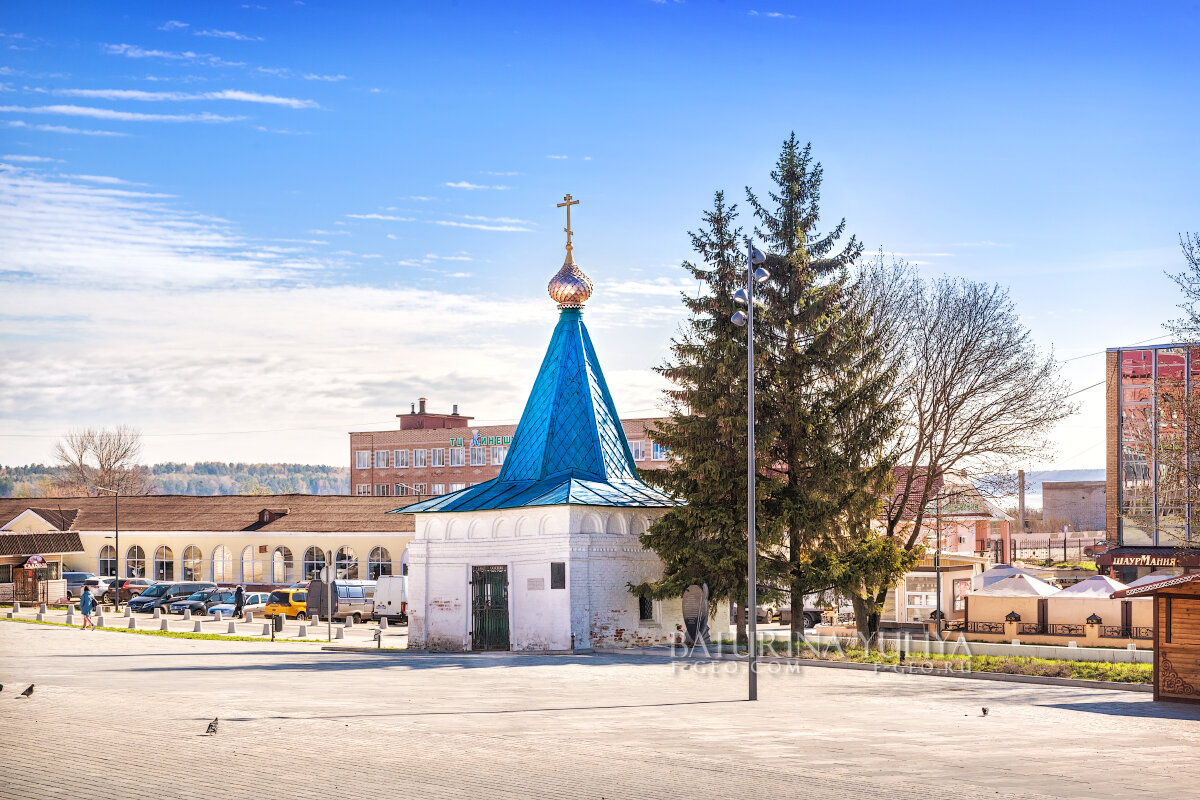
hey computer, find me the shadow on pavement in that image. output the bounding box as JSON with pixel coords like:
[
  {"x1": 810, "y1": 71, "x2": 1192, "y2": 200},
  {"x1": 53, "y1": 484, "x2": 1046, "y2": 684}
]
[
  {"x1": 1043, "y1": 699, "x2": 1200, "y2": 720},
  {"x1": 211, "y1": 698, "x2": 744, "y2": 722},
  {"x1": 116, "y1": 652, "x2": 679, "y2": 673}
]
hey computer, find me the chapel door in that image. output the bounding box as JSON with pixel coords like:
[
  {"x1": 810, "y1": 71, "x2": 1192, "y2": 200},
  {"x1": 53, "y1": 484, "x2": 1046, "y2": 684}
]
[{"x1": 470, "y1": 566, "x2": 510, "y2": 651}]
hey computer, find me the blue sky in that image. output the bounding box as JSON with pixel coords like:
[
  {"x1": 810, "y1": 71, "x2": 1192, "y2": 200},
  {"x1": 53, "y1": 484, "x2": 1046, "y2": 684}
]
[{"x1": 1, "y1": 1, "x2": 1198, "y2": 469}]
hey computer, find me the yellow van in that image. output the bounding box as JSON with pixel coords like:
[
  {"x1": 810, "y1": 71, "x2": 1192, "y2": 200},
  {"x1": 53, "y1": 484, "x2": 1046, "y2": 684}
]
[{"x1": 264, "y1": 587, "x2": 309, "y2": 619}]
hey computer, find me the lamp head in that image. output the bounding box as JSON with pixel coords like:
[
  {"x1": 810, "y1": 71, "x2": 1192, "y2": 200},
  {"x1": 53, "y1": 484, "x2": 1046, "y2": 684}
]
[
  {"x1": 750, "y1": 247, "x2": 766, "y2": 265},
  {"x1": 731, "y1": 310, "x2": 747, "y2": 327},
  {"x1": 754, "y1": 266, "x2": 770, "y2": 284},
  {"x1": 733, "y1": 288, "x2": 748, "y2": 306}
]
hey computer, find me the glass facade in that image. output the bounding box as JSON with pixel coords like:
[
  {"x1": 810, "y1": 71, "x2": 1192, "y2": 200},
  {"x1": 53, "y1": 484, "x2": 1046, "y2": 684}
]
[{"x1": 1117, "y1": 345, "x2": 1197, "y2": 547}]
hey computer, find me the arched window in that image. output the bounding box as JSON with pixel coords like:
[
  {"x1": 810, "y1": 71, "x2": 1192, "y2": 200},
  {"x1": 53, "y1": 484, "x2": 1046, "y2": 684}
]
[
  {"x1": 335, "y1": 546, "x2": 359, "y2": 579},
  {"x1": 98, "y1": 545, "x2": 116, "y2": 578},
  {"x1": 272, "y1": 546, "x2": 294, "y2": 584},
  {"x1": 212, "y1": 545, "x2": 233, "y2": 583},
  {"x1": 153, "y1": 545, "x2": 174, "y2": 581},
  {"x1": 241, "y1": 546, "x2": 265, "y2": 584},
  {"x1": 126, "y1": 545, "x2": 146, "y2": 578},
  {"x1": 368, "y1": 546, "x2": 391, "y2": 580},
  {"x1": 302, "y1": 547, "x2": 326, "y2": 580},
  {"x1": 182, "y1": 545, "x2": 202, "y2": 581}
]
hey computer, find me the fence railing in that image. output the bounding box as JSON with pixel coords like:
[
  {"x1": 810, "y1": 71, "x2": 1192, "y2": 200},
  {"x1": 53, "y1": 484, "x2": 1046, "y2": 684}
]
[
  {"x1": 1010, "y1": 532, "x2": 1106, "y2": 564},
  {"x1": 1099, "y1": 626, "x2": 1154, "y2": 640},
  {"x1": 964, "y1": 621, "x2": 1005, "y2": 634}
]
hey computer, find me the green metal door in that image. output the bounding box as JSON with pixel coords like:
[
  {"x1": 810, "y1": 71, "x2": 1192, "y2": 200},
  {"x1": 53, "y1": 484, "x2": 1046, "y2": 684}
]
[{"x1": 470, "y1": 565, "x2": 509, "y2": 651}]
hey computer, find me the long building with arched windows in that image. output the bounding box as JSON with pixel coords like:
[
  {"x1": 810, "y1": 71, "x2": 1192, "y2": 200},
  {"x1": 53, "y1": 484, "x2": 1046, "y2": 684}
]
[{"x1": 0, "y1": 495, "x2": 420, "y2": 597}]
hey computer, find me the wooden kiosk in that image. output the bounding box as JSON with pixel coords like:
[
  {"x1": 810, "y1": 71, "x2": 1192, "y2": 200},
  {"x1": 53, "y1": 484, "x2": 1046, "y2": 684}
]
[{"x1": 1114, "y1": 573, "x2": 1200, "y2": 703}]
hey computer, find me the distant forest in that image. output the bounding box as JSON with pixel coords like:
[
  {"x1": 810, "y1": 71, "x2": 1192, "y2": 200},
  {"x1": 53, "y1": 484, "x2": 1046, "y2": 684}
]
[{"x1": 0, "y1": 463, "x2": 349, "y2": 498}]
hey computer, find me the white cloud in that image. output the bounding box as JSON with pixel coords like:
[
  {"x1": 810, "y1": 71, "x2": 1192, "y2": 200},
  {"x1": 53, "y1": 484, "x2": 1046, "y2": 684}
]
[
  {"x1": 5, "y1": 120, "x2": 127, "y2": 136},
  {"x1": 545, "y1": 155, "x2": 568, "y2": 159},
  {"x1": 748, "y1": 10, "x2": 796, "y2": 18},
  {"x1": 0, "y1": 104, "x2": 243, "y2": 123},
  {"x1": 407, "y1": 195, "x2": 434, "y2": 202},
  {"x1": 425, "y1": 252, "x2": 473, "y2": 262},
  {"x1": 444, "y1": 181, "x2": 508, "y2": 190},
  {"x1": 487, "y1": 171, "x2": 520, "y2": 176},
  {"x1": 256, "y1": 66, "x2": 290, "y2": 77},
  {"x1": 346, "y1": 213, "x2": 415, "y2": 221},
  {"x1": 158, "y1": 20, "x2": 189, "y2": 31},
  {"x1": 58, "y1": 174, "x2": 140, "y2": 185},
  {"x1": 2, "y1": 154, "x2": 61, "y2": 162},
  {"x1": 52, "y1": 88, "x2": 319, "y2": 109},
  {"x1": 446, "y1": 272, "x2": 472, "y2": 278},
  {"x1": 195, "y1": 29, "x2": 263, "y2": 42},
  {"x1": 304, "y1": 73, "x2": 348, "y2": 82},
  {"x1": 430, "y1": 219, "x2": 530, "y2": 232},
  {"x1": 460, "y1": 214, "x2": 534, "y2": 225},
  {"x1": 104, "y1": 43, "x2": 245, "y2": 67}
]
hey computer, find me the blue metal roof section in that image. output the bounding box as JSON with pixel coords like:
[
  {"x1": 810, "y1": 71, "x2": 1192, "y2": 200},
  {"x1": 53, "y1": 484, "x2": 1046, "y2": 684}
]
[{"x1": 394, "y1": 307, "x2": 673, "y2": 513}]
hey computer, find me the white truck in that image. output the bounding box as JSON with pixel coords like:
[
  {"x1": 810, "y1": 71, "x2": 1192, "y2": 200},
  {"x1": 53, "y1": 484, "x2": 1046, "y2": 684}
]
[{"x1": 372, "y1": 574, "x2": 408, "y2": 624}]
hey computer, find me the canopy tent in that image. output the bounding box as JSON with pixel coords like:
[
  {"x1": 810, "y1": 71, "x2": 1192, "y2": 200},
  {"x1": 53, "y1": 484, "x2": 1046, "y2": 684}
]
[
  {"x1": 1054, "y1": 574, "x2": 1127, "y2": 597},
  {"x1": 972, "y1": 564, "x2": 1041, "y2": 590},
  {"x1": 969, "y1": 573, "x2": 1059, "y2": 597},
  {"x1": 1124, "y1": 570, "x2": 1181, "y2": 589}
]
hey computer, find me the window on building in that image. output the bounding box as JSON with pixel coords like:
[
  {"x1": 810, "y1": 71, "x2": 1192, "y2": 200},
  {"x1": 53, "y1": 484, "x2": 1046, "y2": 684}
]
[
  {"x1": 414, "y1": 483, "x2": 427, "y2": 495},
  {"x1": 431, "y1": 483, "x2": 446, "y2": 495},
  {"x1": 470, "y1": 446, "x2": 486, "y2": 466},
  {"x1": 153, "y1": 546, "x2": 174, "y2": 581},
  {"x1": 374, "y1": 450, "x2": 389, "y2": 469},
  {"x1": 375, "y1": 483, "x2": 389, "y2": 496},
  {"x1": 395, "y1": 483, "x2": 410, "y2": 497},
  {"x1": 355, "y1": 450, "x2": 370, "y2": 469},
  {"x1": 335, "y1": 546, "x2": 359, "y2": 579},
  {"x1": 368, "y1": 546, "x2": 392, "y2": 579},
  {"x1": 98, "y1": 545, "x2": 116, "y2": 577},
  {"x1": 182, "y1": 545, "x2": 202, "y2": 581},
  {"x1": 450, "y1": 446, "x2": 466, "y2": 467},
  {"x1": 394, "y1": 449, "x2": 409, "y2": 468},
  {"x1": 651, "y1": 443, "x2": 670, "y2": 461},
  {"x1": 272, "y1": 546, "x2": 294, "y2": 584},
  {"x1": 630, "y1": 440, "x2": 646, "y2": 461},
  {"x1": 492, "y1": 446, "x2": 508, "y2": 465},
  {"x1": 449, "y1": 482, "x2": 466, "y2": 492},
  {"x1": 413, "y1": 449, "x2": 428, "y2": 468},
  {"x1": 355, "y1": 483, "x2": 370, "y2": 496},
  {"x1": 241, "y1": 546, "x2": 265, "y2": 584},
  {"x1": 302, "y1": 547, "x2": 325, "y2": 580},
  {"x1": 639, "y1": 595, "x2": 655, "y2": 621},
  {"x1": 431, "y1": 448, "x2": 446, "y2": 467},
  {"x1": 211, "y1": 545, "x2": 232, "y2": 583},
  {"x1": 0, "y1": 564, "x2": 11, "y2": 584},
  {"x1": 550, "y1": 562, "x2": 566, "y2": 589},
  {"x1": 126, "y1": 545, "x2": 146, "y2": 578}
]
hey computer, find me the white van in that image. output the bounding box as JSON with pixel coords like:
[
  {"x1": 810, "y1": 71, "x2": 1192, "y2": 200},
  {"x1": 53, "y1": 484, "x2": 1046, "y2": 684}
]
[{"x1": 372, "y1": 574, "x2": 408, "y2": 624}]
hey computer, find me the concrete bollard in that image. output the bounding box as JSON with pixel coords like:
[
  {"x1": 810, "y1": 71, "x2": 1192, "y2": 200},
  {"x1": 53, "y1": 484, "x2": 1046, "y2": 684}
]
[
  {"x1": 334, "y1": 627, "x2": 344, "y2": 640},
  {"x1": 379, "y1": 616, "x2": 388, "y2": 630},
  {"x1": 153, "y1": 608, "x2": 162, "y2": 620},
  {"x1": 160, "y1": 618, "x2": 170, "y2": 631},
  {"x1": 127, "y1": 617, "x2": 136, "y2": 629},
  {"x1": 1128, "y1": 643, "x2": 1137, "y2": 651},
  {"x1": 124, "y1": 606, "x2": 132, "y2": 619},
  {"x1": 298, "y1": 624, "x2": 308, "y2": 637},
  {"x1": 66, "y1": 608, "x2": 75, "y2": 623},
  {"x1": 39, "y1": 603, "x2": 47, "y2": 614},
  {"x1": 310, "y1": 615, "x2": 319, "y2": 626},
  {"x1": 245, "y1": 612, "x2": 254, "y2": 624},
  {"x1": 344, "y1": 616, "x2": 354, "y2": 628},
  {"x1": 212, "y1": 610, "x2": 222, "y2": 622},
  {"x1": 12, "y1": 602, "x2": 20, "y2": 613},
  {"x1": 262, "y1": 623, "x2": 271, "y2": 636},
  {"x1": 96, "y1": 614, "x2": 105, "y2": 627},
  {"x1": 193, "y1": 621, "x2": 203, "y2": 633},
  {"x1": 183, "y1": 608, "x2": 191, "y2": 620},
  {"x1": 36, "y1": 612, "x2": 44, "y2": 622},
  {"x1": 227, "y1": 621, "x2": 237, "y2": 634}
]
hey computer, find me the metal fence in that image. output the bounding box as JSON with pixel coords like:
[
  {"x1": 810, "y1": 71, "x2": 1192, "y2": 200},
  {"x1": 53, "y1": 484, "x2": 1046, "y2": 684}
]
[
  {"x1": 1099, "y1": 626, "x2": 1154, "y2": 640},
  {"x1": 1010, "y1": 533, "x2": 1106, "y2": 564}
]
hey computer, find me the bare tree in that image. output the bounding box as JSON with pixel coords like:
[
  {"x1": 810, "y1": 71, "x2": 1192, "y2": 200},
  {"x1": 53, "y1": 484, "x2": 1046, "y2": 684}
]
[
  {"x1": 853, "y1": 265, "x2": 1076, "y2": 634},
  {"x1": 1168, "y1": 233, "x2": 1200, "y2": 341},
  {"x1": 52, "y1": 425, "x2": 153, "y2": 496}
]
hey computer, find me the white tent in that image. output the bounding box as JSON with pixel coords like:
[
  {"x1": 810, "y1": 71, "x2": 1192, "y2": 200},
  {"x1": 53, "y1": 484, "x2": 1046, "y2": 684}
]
[
  {"x1": 1125, "y1": 570, "x2": 1179, "y2": 589},
  {"x1": 970, "y1": 573, "x2": 1060, "y2": 597},
  {"x1": 972, "y1": 564, "x2": 1041, "y2": 590},
  {"x1": 1054, "y1": 574, "x2": 1127, "y2": 597}
]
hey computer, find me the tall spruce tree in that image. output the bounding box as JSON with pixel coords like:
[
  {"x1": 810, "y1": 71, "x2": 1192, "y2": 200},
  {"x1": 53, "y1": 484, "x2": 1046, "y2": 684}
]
[
  {"x1": 747, "y1": 135, "x2": 906, "y2": 643},
  {"x1": 634, "y1": 191, "x2": 784, "y2": 649}
]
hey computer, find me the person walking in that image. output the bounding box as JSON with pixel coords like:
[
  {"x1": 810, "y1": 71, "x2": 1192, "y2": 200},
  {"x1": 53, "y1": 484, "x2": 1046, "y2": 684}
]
[
  {"x1": 79, "y1": 585, "x2": 96, "y2": 630},
  {"x1": 233, "y1": 585, "x2": 245, "y2": 620}
]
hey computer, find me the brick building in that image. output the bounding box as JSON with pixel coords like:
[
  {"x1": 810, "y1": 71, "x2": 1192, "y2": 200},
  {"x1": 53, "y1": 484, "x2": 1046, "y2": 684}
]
[
  {"x1": 1101, "y1": 343, "x2": 1200, "y2": 581},
  {"x1": 1041, "y1": 480, "x2": 1106, "y2": 532},
  {"x1": 349, "y1": 397, "x2": 668, "y2": 498}
]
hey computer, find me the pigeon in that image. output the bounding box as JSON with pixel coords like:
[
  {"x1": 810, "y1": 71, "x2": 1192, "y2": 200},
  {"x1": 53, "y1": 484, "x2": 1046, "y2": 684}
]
[
  {"x1": 981, "y1": 707, "x2": 989, "y2": 717},
  {"x1": 206, "y1": 717, "x2": 218, "y2": 735},
  {"x1": 18, "y1": 684, "x2": 33, "y2": 698}
]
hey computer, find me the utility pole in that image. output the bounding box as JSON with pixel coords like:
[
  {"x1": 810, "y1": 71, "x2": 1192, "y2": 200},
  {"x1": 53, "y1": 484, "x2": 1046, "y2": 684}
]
[{"x1": 1017, "y1": 468, "x2": 1026, "y2": 558}]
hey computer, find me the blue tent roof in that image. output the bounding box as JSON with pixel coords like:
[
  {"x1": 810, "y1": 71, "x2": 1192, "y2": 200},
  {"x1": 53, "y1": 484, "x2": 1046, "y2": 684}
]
[{"x1": 394, "y1": 307, "x2": 673, "y2": 513}]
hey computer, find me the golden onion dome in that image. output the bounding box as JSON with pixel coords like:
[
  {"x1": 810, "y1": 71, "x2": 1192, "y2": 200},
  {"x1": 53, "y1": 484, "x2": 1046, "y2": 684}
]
[{"x1": 548, "y1": 251, "x2": 593, "y2": 308}]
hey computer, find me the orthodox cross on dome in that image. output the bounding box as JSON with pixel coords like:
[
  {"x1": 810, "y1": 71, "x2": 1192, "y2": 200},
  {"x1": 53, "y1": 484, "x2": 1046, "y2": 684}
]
[
  {"x1": 557, "y1": 193, "x2": 579, "y2": 254},
  {"x1": 548, "y1": 192, "x2": 593, "y2": 308}
]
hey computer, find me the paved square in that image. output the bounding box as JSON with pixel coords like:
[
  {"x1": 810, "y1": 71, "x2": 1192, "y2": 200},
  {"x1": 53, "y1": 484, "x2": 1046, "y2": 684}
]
[{"x1": 1, "y1": 620, "x2": 1196, "y2": 799}]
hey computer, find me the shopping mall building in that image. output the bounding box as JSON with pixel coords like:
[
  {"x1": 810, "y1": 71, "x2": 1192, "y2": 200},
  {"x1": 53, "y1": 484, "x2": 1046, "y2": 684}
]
[
  {"x1": 1102, "y1": 343, "x2": 1200, "y2": 581},
  {"x1": 348, "y1": 398, "x2": 668, "y2": 498}
]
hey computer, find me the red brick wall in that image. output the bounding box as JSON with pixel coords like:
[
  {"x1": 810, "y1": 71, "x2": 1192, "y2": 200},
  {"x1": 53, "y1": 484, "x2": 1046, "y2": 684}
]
[{"x1": 1106, "y1": 350, "x2": 1120, "y2": 549}]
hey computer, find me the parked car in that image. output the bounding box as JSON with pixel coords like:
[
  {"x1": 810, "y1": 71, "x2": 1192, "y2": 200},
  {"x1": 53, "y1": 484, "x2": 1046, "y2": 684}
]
[
  {"x1": 81, "y1": 576, "x2": 111, "y2": 599},
  {"x1": 104, "y1": 577, "x2": 154, "y2": 604},
  {"x1": 1084, "y1": 541, "x2": 1109, "y2": 558},
  {"x1": 773, "y1": 605, "x2": 824, "y2": 630},
  {"x1": 167, "y1": 589, "x2": 235, "y2": 615},
  {"x1": 372, "y1": 574, "x2": 408, "y2": 624},
  {"x1": 127, "y1": 581, "x2": 217, "y2": 613},
  {"x1": 63, "y1": 572, "x2": 97, "y2": 600},
  {"x1": 210, "y1": 591, "x2": 269, "y2": 617},
  {"x1": 264, "y1": 588, "x2": 309, "y2": 619},
  {"x1": 306, "y1": 579, "x2": 376, "y2": 622}
]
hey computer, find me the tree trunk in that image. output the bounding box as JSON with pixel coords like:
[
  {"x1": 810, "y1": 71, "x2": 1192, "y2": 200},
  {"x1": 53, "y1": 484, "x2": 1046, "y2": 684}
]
[
  {"x1": 789, "y1": 528, "x2": 803, "y2": 654},
  {"x1": 853, "y1": 593, "x2": 881, "y2": 645},
  {"x1": 735, "y1": 602, "x2": 747, "y2": 653}
]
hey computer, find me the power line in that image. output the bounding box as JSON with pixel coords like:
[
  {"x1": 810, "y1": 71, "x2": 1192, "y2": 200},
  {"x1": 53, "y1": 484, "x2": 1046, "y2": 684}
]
[{"x1": 1060, "y1": 333, "x2": 1174, "y2": 362}]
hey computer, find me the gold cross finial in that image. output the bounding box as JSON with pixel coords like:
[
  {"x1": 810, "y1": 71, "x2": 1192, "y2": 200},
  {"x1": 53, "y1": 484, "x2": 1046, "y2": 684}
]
[{"x1": 557, "y1": 193, "x2": 579, "y2": 254}]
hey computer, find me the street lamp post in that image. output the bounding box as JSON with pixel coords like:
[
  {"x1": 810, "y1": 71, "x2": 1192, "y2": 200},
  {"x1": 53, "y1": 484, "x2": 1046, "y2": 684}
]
[
  {"x1": 94, "y1": 486, "x2": 119, "y2": 611},
  {"x1": 732, "y1": 240, "x2": 768, "y2": 702}
]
